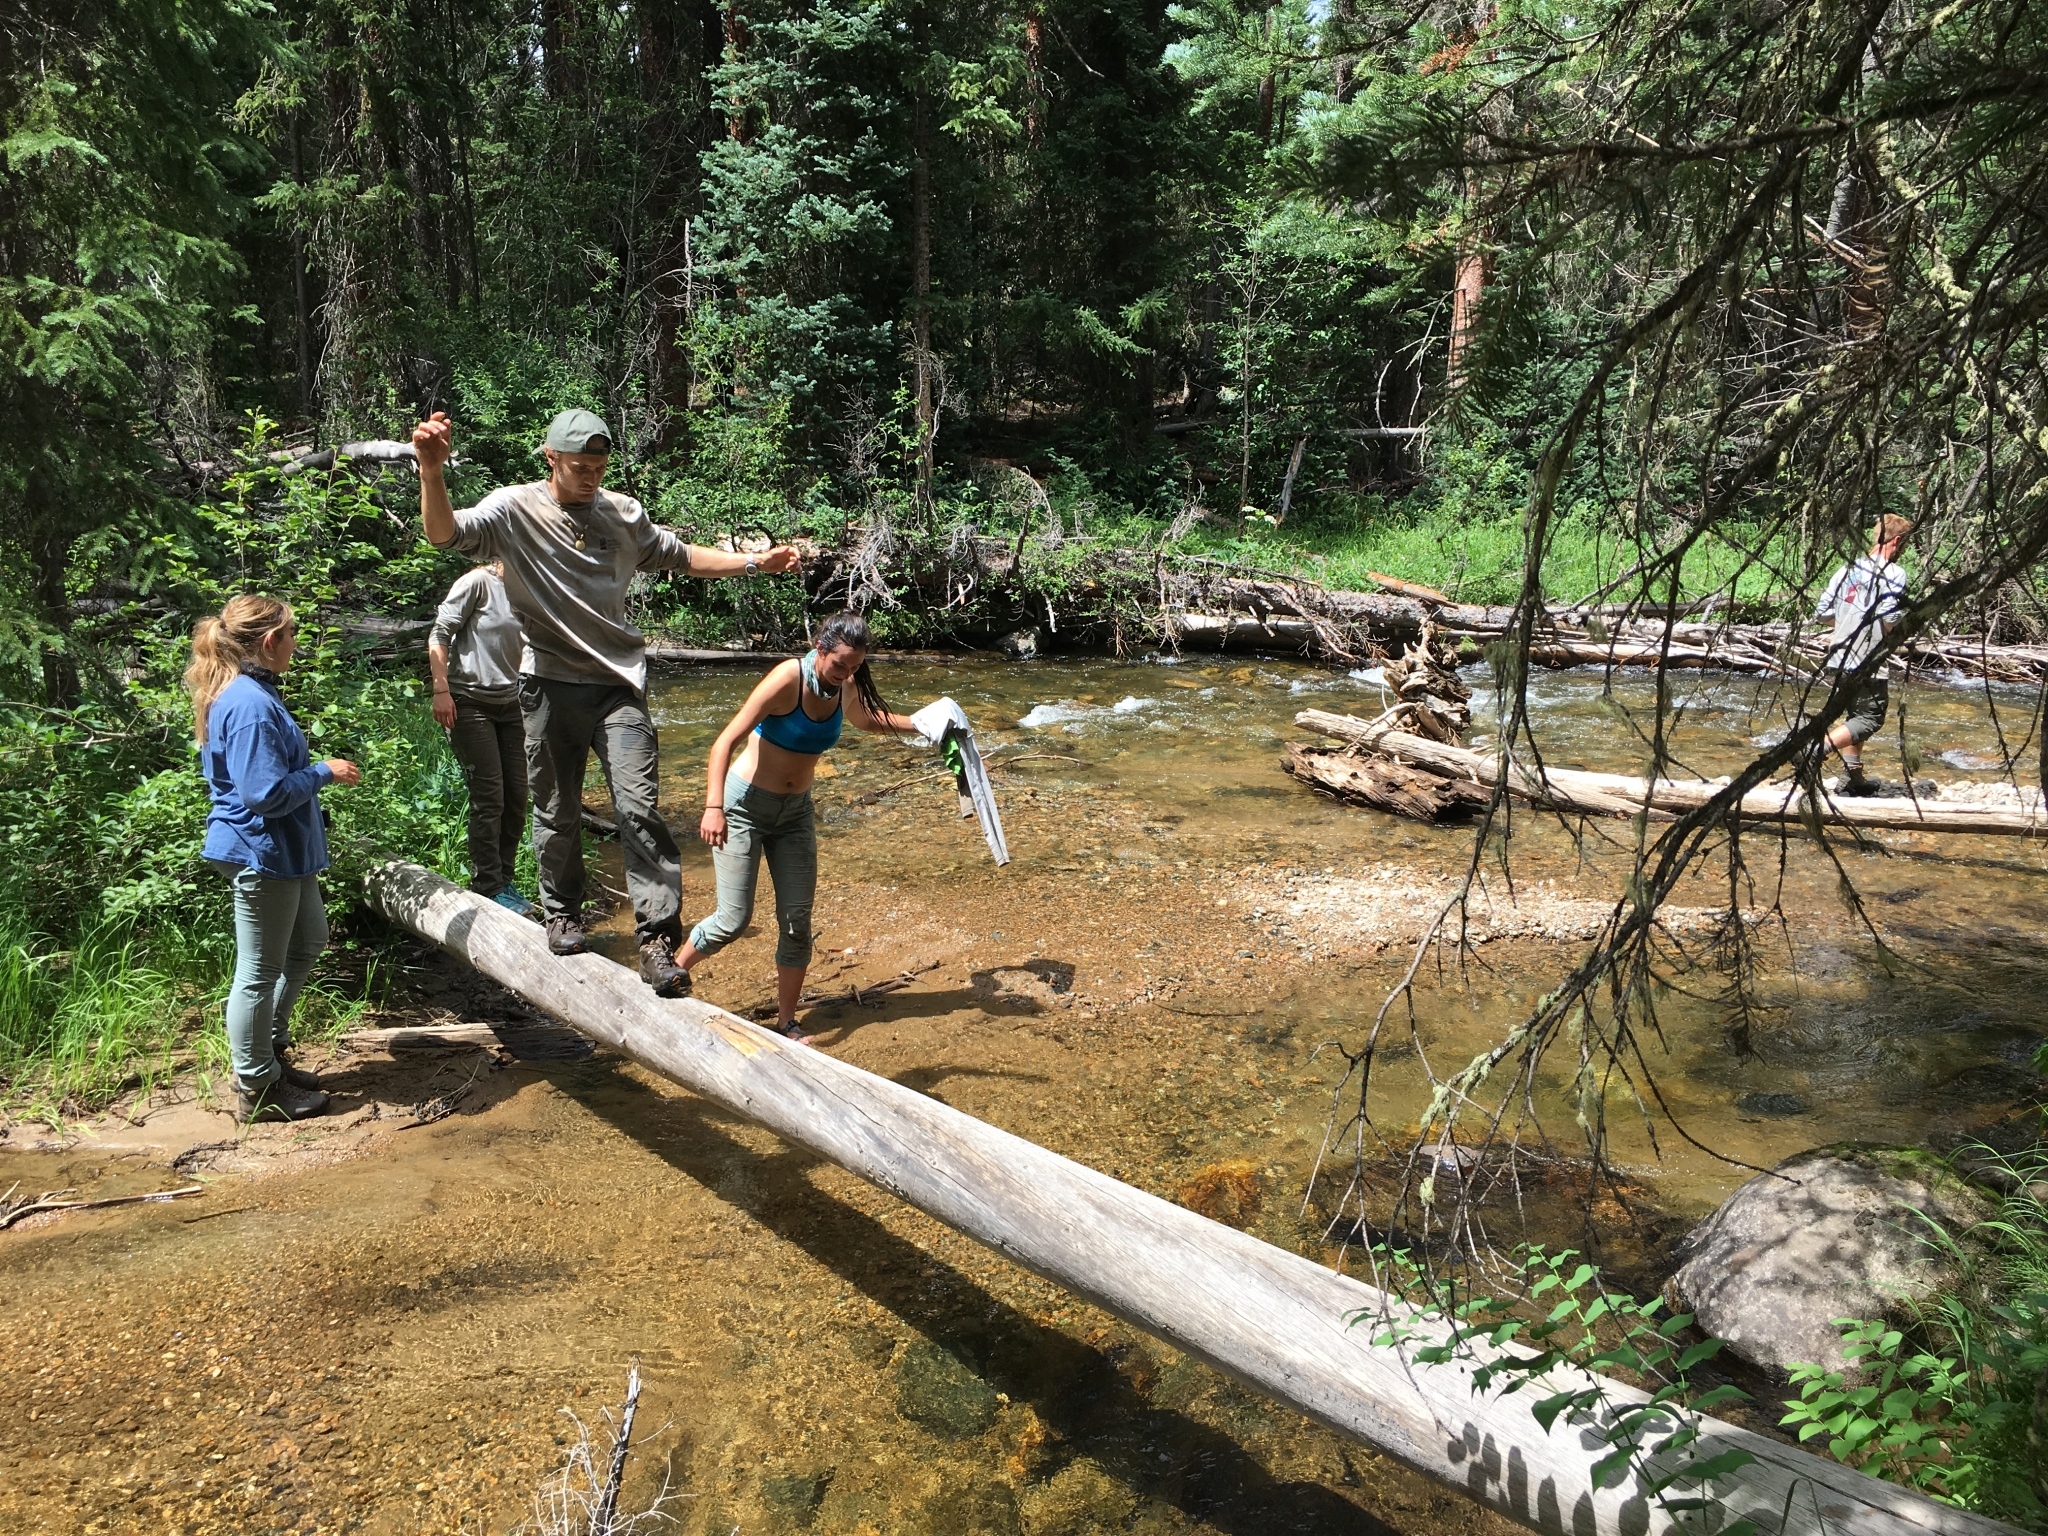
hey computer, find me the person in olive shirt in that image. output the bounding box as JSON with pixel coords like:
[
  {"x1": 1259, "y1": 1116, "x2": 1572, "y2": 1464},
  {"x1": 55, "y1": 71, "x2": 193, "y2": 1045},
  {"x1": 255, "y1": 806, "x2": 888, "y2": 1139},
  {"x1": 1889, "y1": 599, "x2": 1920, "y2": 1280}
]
[
  {"x1": 412, "y1": 408, "x2": 800, "y2": 994},
  {"x1": 429, "y1": 560, "x2": 535, "y2": 914}
]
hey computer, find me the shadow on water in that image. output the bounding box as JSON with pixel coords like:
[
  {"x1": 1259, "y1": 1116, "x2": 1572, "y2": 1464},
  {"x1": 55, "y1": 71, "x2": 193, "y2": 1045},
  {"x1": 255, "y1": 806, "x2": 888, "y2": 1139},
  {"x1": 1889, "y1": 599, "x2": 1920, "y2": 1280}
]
[
  {"x1": 553, "y1": 1059, "x2": 1406, "y2": 1536},
  {"x1": 887, "y1": 1062, "x2": 1055, "y2": 1097}
]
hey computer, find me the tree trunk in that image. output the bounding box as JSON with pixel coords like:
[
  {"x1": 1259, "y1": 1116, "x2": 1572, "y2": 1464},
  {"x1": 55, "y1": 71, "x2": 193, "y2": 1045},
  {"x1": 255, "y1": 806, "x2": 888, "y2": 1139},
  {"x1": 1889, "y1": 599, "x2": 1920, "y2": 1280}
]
[
  {"x1": 1447, "y1": 178, "x2": 1490, "y2": 392},
  {"x1": 1257, "y1": 10, "x2": 1276, "y2": 144},
  {"x1": 542, "y1": 0, "x2": 583, "y2": 101},
  {"x1": 31, "y1": 518, "x2": 78, "y2": 709},
  {"x1": 1296, "y1": 711, "x2": 2048, "y2": 836},
  {"x1": 289, "y1": 113, "x2": 315, "y2": 416},
  {"x1": 1024, "y1": 6, "x2": 1045, "y2": 146},
  {"x1": 1446, "y1": 6, "x2": 1500, "y2": 392},
  {"x1": 1275, "y1": 432, "x2": 1308, "y2": 523},
  {"x1": 723, "y1": 0, "x2": 751, "y2": 142},
  {"x1": 639, "y1": 0, "x2": 696, "y2": 442},
  {"x1": 363, "y1": 860, "x2": 2014, "y2": 1536},
  {"x1": 912, "y1": 71, "x2": 935, "y2": 519}
]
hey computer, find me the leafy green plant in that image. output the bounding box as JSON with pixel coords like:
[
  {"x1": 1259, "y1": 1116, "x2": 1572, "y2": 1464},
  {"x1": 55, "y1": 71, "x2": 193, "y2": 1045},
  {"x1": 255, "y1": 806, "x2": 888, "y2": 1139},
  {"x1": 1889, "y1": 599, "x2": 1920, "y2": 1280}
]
[
  {"x1": 1360, "y1": 1245, "x2": 1757, "y2": 1530},
  {"x1": 1783, "y1": 1321, "x2": 1979, "y2": 1478}
]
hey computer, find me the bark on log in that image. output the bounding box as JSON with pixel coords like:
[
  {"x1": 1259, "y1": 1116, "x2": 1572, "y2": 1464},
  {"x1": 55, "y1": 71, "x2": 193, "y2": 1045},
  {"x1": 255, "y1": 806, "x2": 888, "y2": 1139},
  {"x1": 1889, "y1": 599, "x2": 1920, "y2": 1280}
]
[
  {"x1": 1167, "y1": 613, "x2": 1323, "y2": 652},
  {"x1": 364, "y1": 858, "x2": 2015, "y2": 1536},
  {"x1": 1283, "y1": 744, "x2": 1486, "y2": 822},
  {"x1": 1296, "y1": 710, "x2": 2048, "y2": 837}
]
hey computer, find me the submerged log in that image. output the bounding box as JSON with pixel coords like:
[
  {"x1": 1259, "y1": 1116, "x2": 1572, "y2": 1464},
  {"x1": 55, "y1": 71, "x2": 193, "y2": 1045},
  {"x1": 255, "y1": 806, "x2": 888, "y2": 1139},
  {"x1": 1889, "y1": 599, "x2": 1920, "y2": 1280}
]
[
  {"x1": 365, "y1": 858, "x2": 2013, "y2": 1536},
  {"x1": 1283, "y1": 743, "x2": 1486, "y2": 822},
  {"x1": 1297, "y1": 709, "x2": 2048, "y2": 837}
]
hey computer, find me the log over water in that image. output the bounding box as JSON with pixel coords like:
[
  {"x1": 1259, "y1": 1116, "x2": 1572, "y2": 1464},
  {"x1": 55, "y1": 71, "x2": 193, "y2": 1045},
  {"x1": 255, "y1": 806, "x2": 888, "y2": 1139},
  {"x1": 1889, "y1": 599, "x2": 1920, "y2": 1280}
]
[
  {"x1": 1294, "y1": 710, "x2": 2048, "y2": 837},
  {"x1": 364, "y1": 859, "x2": 2012, "y2": 1536}
]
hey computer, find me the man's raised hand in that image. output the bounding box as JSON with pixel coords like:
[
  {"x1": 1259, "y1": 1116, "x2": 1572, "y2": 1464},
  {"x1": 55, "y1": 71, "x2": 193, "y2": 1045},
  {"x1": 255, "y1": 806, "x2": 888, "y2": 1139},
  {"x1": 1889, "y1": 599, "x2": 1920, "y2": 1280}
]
[
  {"x1": 412, "y1": 412, "x2": 453, "y2": 475},
  {"x1": 758, "y1": 546, "x2": 803, "y2": 575}
]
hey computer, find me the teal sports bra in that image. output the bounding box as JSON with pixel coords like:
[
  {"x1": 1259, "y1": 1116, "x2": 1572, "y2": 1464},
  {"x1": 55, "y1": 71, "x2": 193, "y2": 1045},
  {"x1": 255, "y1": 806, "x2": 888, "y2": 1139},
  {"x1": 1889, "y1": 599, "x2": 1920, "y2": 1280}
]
[{"x1": 756, "y1": 653, "x2": 843, "y2": 755}]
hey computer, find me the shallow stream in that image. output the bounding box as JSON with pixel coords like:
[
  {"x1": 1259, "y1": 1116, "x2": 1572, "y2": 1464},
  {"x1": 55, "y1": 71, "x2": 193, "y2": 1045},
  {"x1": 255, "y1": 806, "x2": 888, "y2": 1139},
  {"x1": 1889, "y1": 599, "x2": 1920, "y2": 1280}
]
[{"x1": 4, "y1": 653, "x2": 2045, "y2": 1534}]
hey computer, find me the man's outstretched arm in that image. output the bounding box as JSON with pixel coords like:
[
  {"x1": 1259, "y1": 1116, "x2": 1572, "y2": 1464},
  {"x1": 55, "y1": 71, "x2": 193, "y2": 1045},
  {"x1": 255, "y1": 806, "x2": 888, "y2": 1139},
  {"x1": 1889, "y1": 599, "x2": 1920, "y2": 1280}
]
[
  {"x1": 413, "y1": 412, "x2": 457, "y2": 547},
  {"x1": 682, "y1": 543, "x2": 802, "y2": 579}
]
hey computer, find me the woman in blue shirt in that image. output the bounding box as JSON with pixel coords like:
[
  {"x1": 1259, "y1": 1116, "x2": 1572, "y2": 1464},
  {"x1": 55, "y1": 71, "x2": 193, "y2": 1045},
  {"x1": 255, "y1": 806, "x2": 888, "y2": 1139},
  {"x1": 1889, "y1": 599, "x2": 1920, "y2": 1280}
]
[
  {"x1": 186, "y1": 596, "x2": 360, "y2": 1122},
  {"x1": 676, "y1": 611, "x2": 919, "y2": 1038}
]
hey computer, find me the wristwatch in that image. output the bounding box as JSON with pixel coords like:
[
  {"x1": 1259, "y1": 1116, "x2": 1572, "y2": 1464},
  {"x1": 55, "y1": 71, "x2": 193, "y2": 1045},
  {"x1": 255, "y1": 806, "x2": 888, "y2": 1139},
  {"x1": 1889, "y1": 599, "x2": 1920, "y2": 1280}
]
[{"x1": 745, "y1": 555, "x2": 759, "y2": 576}]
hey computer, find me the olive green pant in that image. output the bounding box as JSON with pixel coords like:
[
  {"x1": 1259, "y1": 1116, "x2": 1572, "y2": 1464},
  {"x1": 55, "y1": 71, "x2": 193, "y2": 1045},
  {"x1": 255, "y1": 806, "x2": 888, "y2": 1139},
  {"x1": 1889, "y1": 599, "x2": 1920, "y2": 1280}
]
[
  {"x1": 520, "y1": 676, "x2": 683, "y2": 943},
  {"x1": 448, "y1": 690, "x2": 527, "y2": 895}
]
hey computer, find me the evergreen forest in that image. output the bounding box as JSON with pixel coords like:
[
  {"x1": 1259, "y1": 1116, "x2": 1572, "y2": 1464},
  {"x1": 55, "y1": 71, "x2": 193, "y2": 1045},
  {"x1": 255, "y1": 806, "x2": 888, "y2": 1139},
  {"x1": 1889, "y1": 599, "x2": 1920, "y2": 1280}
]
[{"x1": 8, "y1": 0, "x2": 2048, "y2": 1525}]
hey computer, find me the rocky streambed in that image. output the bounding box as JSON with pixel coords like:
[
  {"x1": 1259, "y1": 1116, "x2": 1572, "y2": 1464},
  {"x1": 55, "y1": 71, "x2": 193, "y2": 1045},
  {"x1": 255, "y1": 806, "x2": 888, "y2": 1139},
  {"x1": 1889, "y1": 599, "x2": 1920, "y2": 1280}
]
[{"x1": 3, "y1": 653, "x2": 2045, "y2": 1533}]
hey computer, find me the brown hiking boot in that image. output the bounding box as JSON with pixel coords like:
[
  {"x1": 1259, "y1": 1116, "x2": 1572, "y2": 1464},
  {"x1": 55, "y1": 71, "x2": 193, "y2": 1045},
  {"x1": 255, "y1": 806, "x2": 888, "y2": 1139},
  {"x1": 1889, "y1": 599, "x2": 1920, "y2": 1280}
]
[
  {"x1": 234, "y1": 1079, "x2": 329, "y2": 1124},
  {"x1": 547, "y1": 914, "x2": 588, "y2": 956},
  {"x1": 638, "y1": 934, "x2": 691, "y2": 997}
]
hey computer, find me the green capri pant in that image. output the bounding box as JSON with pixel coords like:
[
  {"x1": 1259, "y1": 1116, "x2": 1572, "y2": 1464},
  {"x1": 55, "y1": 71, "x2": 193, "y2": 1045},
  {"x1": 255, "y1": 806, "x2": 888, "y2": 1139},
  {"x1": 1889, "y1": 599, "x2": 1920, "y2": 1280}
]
[{"x1": 687, "y1": 769, "x2": 818, "y2": 968}]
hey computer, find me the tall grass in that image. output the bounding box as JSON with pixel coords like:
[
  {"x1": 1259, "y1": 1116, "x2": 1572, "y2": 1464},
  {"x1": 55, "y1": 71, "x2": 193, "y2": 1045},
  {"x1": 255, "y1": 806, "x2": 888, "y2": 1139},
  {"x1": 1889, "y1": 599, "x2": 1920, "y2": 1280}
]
[
  {"x1": 0, "y1": 914, "x2": 219, "y2": 1124},
  {"x1": 0, "y1": 663, "x2": 467, "y2": 1122},
  {"x1": 0, "y1": 910, "x2": 383, "y2": 1125}
]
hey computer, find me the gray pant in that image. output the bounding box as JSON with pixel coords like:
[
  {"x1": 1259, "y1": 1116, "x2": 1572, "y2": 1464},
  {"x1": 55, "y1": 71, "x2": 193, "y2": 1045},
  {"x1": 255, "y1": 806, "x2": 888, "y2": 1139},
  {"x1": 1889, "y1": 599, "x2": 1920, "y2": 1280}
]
[
  {"x1": 209, "y1": 860, "x2": 328, "y2": 1091},
  {"x1": 521, "y1": 676, "x2": 682, "y2": 943},
  {"x1": 688, "y1": 769, "x2": 818, "y2": 968},
  {"x1": 448, "y1": 690, "x2": 527, "y2": 895}
]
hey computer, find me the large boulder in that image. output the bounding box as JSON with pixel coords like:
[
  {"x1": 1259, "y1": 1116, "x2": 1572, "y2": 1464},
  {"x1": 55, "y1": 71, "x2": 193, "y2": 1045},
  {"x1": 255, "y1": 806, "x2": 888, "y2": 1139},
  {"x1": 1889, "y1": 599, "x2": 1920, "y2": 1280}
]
[{"x1": 1665, "y1": 1145, "x2": 1997, "y2": 1376}]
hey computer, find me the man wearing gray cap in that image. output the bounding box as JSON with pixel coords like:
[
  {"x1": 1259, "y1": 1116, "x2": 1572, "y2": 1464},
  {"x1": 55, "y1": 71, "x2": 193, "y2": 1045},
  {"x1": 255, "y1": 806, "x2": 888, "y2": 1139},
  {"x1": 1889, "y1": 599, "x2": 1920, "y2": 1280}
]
[{"x1": 411, "y1": 407, "x2": 800, "y2": 995}]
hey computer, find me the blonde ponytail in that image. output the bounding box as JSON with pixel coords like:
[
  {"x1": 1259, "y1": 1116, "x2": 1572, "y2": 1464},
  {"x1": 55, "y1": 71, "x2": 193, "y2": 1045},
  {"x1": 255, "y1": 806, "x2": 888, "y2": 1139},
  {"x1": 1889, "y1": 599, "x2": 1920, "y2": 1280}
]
[{"x1": 186, "y1": 595, "x2": 294, "y2": 743}]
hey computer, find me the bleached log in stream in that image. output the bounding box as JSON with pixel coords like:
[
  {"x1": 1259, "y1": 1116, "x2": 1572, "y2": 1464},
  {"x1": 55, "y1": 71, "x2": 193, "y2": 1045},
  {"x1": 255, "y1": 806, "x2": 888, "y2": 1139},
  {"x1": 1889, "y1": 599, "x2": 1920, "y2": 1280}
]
[
  {"x1": 365, "y1": 858, "x2": 2013, "y2": 1536},
  {"x1": 1296, "y1": 709, "x2": 2048, "y2": 837}
]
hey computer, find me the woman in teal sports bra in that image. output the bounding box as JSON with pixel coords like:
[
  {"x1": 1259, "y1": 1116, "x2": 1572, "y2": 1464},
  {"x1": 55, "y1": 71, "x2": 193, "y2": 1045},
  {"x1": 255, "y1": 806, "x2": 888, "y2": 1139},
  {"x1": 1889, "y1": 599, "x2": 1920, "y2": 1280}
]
[{"x1": 678, "y1": 610, "x2": 921, "y2": 1037}]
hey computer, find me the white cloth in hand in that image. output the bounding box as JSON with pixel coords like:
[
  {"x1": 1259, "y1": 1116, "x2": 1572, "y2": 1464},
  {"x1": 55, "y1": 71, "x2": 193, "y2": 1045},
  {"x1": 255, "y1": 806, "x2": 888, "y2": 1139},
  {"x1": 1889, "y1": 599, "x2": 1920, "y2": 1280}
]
[{"x1": 908, "y1": 698, "x2": 1009, "y2": 867}]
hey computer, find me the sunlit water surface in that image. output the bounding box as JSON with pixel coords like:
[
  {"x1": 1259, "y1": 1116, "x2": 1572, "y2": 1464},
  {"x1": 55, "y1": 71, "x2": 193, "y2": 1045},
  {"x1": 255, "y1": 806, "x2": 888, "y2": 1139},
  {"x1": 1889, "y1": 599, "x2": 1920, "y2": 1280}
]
[{"x1": 3, "y1": 652, "x2": 2043, "y2": 1534}]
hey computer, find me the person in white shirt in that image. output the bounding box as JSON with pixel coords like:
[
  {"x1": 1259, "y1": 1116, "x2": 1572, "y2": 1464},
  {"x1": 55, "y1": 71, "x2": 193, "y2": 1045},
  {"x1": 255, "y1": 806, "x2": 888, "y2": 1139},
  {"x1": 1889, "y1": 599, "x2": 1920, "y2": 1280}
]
[
  {"x1": 428, "y1": 561, "x2": 533, "y2": 913},
  {"x1": 1814, "y1": 514, "x2": 1913, "y2": 796}
]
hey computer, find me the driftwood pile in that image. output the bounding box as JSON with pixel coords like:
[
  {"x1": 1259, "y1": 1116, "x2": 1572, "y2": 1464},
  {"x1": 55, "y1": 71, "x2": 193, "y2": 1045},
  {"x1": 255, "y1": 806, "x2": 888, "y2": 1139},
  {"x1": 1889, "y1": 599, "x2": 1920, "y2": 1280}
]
[
  {"x1": 1283, "y1": 743, "x2": 1487, "y2": 822},
  {"x1": 1286, "y1": 708, "x2": 2048, "y2": 837}
]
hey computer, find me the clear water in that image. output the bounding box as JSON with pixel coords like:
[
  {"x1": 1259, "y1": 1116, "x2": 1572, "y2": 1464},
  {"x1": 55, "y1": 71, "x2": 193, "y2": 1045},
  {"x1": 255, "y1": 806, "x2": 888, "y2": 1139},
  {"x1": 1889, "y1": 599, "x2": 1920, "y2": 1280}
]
[{"x1": 4, "y1": 653, "x2": 2043, "y2": 1534}]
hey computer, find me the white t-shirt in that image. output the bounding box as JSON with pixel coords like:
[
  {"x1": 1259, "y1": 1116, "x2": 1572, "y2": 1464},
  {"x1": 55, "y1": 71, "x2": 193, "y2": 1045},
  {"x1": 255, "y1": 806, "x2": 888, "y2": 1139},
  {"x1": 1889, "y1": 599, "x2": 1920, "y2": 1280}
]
[{"x1": 1817, "y1": 554, "x2": 1907, "y2": 674}]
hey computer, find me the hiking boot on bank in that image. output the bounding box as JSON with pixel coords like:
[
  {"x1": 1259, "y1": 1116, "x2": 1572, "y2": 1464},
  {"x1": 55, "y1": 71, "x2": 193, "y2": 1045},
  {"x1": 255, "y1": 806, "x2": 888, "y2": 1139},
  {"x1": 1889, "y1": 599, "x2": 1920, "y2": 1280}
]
[
  {"x1": 235, "y1": 1078, "x2": 330, "y2": 1124},
  {"x1": 547, "y1": 914, "x2": 588, "y2": 956},
  {"x1": 275, "y1": 1052, "x2": 322, "y2": 1091},
  {"x1": 1836, "y1": 773, "x2": 1884, "y2": 798},
  {"x1": 639, "y1": 934, "x2": 691, "y2": 998}
]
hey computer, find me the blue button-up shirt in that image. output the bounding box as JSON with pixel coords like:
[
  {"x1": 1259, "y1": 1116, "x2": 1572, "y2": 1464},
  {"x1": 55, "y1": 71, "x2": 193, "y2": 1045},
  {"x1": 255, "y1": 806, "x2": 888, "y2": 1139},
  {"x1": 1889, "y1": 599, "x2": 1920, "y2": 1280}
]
[{"x1": 200, "y1": 673, "x2": 333, "y2": 878}]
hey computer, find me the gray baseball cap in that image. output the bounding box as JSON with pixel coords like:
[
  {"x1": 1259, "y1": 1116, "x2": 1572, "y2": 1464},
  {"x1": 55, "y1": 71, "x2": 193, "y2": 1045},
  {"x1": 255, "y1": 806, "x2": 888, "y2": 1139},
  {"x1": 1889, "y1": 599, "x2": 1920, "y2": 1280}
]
[{"x1": 544, "y1": 408, "x2": 612, "y2": 454}]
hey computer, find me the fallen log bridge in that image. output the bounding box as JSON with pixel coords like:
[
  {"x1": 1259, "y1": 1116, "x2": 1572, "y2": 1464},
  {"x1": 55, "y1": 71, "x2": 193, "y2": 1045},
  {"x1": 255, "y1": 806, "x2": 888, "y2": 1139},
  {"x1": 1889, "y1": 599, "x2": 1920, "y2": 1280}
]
[
  {"x1": 365, "y1": 858, "x2": 2010, "y2": 1536},
  {"x1": 1294, "y1": 709, "x2": 2048, "y2": 837}
]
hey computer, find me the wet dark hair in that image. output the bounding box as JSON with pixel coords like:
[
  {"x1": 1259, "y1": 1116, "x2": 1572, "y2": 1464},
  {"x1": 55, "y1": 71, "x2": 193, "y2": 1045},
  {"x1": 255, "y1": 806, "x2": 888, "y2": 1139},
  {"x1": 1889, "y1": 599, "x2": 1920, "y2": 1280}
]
[{"x1": 813, "y1": 610, "x2": 896, "y2": 730}]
